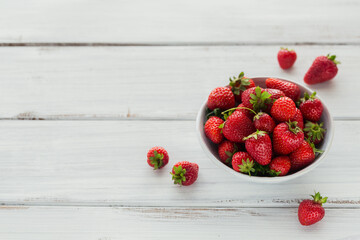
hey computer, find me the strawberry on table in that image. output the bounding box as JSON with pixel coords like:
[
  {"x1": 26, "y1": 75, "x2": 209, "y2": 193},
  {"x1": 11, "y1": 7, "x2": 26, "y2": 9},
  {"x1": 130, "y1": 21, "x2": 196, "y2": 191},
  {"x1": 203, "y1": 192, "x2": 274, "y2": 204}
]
[
  {"x1": 207, "y1": 87, "x2": 235, "y2": 110},
  {"x1": 289, "y1": 140, "x2": 322, "y2": 171},
  {"x1": 291, "y1": 108, "x2": 304, "y2": 129},
  {"x1": 253, "y1": 112, "x2": 276, "y2": 133},
  {"x1": 273, "y1": 121, "x2": 304, "y2": 155},
  {"x1": 218, "y1": 140, "x2": 239, "y2": 165},
  {"x1": 228, "y1": 72, "x2": 255, "y2": 102},
  {"x1": 147, "y1": 146, "x2": 169, "y2": 170},
  {"x1": 299, "y1": 92, "x2": 323, "y2": 122},
  {"x1": 265, "y1": 78, "x2": 300, "y2": 101},
  {"x1": 304, "y1": 54, "x2": 340, "y2": 85},
  {"x1": 232, "y1": 152, "x2": 255, "y2": 175},
  {"x1": 271, "y1": 97, "x2": 296, "y2": 122},
  {"x1": 298, "y1": 192, "x2": 327, "y2": 226},
  {"x1": 277, "y1": 47, "x2": 297, "y2": 69},
  {"x1": 304, "y1": 121, "x2": 326, "y2": 145},
  {"x1": 171, "y1": 161, "x2": 199, "y2": 186},
  {"x1": 269, "y1": 156, "x2": 291, "y2": 176},
  {"x1": 222, "y1": 111, "x2": 255, "y2": 143},
  {"x1": 243, "y1": 130, "x2": 272, "y2": 166},
  {"x1": 204, "y1": 116, "x2": 224, "y2": 144}
]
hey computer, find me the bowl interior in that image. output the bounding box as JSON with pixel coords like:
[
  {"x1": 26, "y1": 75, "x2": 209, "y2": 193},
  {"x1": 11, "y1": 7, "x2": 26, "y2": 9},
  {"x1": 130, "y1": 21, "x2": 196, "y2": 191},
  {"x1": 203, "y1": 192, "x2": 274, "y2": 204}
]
[{"x1": 196, "y1": 77, "x2": 334, "y2": 183}]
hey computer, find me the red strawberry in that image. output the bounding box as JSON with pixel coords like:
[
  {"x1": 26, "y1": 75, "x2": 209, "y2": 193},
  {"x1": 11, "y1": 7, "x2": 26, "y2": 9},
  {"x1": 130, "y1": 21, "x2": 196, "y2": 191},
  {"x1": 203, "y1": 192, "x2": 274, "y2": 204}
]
[
  {"x1": 266, "y1": 78, "x2": 301, "y2": 101},
  {"x1": 269, "y1": 156, "x2": 291, "y2": 176},
  {"x1": 235, "y1": 103, "x2": 255, "y2": 119},
  {"x1": 264, "y1": 88, "x2": 285, "y2": 112},
  {"x1": 299, "y1": 92, "x2": 323, "y2": 122},
  {"x1": 304, "y1": 54, "x2": 340, "y2": 84},
  {"x1": 273, "y1": 121, "x2": 304, "y2": 155},
  {"x1": 207, "y1": 87, "x2": 235, "y2": 110},
  {"x1": 241, "y1": 86, "x2": 272, "y2": 112},
  {"x1": 253, "y1": 112, "x2": 276, "y2": 133},
  {"x1": 298, "y1": 192, "x2": 327, "y2": 226},
  {"x1": 228, "y1": 72, "x2": 255, "y2": 102},
  {"x1": 271, "y1": 97, "x2": 296, "y2": 122},
  {"x1": 243, "y1": 130, "x2": 272, "y2": 165},
  {"x1": 232, "y1": 151, "x2": 255, "y2": 175},
  {"x1": 277, "y1": 47, "x2": 297, "y2": 69},
  {"x1": 304, "y1": 121, "x2": 326, "y2": 145},
  {"x1": 171, "y1": 161, "x2": 199, "y2": 186},
  {"x1": 147, "y1": 146, "x2": 169, "y2": 170},
  {"x1": 204, "y1": 116, "x2": 224, "y2": 144},
  {"x1": 289, "y1": 140, "x2": 320, "y2": 171},
  {"x1": 291, "y1": 108, "x2": 304, "y2": 129},
  {"x1": 223, "y1": 111, "x2": 255, "y2": 143},
  {"x1": 218, "y1": 140, "x2": 238, "y2": 164}
]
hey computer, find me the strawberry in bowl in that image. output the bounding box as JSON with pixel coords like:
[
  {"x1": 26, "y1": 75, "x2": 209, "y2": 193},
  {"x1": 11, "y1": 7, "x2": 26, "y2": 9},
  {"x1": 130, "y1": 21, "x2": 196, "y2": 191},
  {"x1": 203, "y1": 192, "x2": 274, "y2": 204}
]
[{"x1": 197, "y1": 75, "x2": 333, "y2": 183}]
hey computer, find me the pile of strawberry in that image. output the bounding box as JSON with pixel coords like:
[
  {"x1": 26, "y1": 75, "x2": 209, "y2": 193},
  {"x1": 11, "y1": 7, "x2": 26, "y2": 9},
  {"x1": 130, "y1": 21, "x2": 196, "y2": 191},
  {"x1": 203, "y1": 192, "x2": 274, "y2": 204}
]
[{"x1": 204, "y1": 75, "x2": 326, "y2": 177}]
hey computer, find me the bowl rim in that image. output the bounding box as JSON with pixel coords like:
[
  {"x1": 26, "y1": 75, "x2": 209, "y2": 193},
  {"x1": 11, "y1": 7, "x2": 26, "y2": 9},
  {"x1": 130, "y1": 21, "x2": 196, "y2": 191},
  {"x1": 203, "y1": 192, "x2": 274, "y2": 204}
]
[{"x1": 196, "y1": 76, "x2": 334, "y2": 183}]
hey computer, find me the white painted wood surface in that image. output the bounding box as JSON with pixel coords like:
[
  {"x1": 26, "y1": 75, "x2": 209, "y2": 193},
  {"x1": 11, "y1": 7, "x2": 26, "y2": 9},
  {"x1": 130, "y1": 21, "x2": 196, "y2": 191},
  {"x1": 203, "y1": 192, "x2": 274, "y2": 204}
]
[
  {"x1": 0, "y1": 45, "x2": 358, "y2": 120},
  {"x1": 0, "y1": 120, "x2": 358, "y2": 208},
  {"x1": 0, "y1": 0, "x2": 359, "y2": 238},
  {"x1": 0, "y1": 206, "x2": 359, "y2": 240},
  {"x1": 0, "y1": 0, "x2": 359, "y2": 44}
]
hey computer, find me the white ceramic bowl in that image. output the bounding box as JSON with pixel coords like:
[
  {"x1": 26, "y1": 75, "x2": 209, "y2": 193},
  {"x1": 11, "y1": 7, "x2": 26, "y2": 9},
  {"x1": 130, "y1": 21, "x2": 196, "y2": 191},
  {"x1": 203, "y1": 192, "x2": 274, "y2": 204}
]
[{"x1": 196, "y1": 77, "x2": 334, "y2": 183}]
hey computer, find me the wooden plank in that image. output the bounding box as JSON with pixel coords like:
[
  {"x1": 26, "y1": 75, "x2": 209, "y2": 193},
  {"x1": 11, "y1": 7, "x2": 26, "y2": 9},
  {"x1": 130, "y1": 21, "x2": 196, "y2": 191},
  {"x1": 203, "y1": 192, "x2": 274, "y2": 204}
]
[
  {"x1": 0, "y1": 45, "x2": 357, "y2": 120},
  {"x1": 0, "y1": 206, "x2": 359, "y2": 239},
  {"x1": 0, "y1": 0, "x2": 358, "y2": 44},
  {"x1": 0, "y1": 120, "x2": 358, "y2": 207}
]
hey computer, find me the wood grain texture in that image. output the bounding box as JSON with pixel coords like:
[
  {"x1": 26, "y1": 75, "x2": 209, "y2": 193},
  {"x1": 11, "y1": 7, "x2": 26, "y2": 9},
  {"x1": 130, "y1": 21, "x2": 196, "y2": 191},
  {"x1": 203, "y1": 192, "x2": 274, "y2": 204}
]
[
  {"x1": 0, "y1": 206, "x2": 359, "y2": 239},
  {"x1": 0, "y1": 45, "x2": 357, "y2": 120},
  {"x1": 0, "y1": 0, "x2": 358, "y2": 44},
  {"x1": 0, "y1": 120, "x2": 358, "y2": 207}
]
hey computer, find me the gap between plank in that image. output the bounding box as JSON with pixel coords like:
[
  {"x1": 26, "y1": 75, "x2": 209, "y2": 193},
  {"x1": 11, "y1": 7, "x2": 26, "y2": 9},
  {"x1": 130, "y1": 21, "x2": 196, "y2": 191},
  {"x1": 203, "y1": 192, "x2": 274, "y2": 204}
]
[
  {"x1": 0, "y1": 116, "x2": 359, "y2": 121},
  {"x1": 0, "y1": 202, "x2": 358, "y2": 209},
  {"x1": 0, "y1": 42, "x2": 359, "y2": 47}
]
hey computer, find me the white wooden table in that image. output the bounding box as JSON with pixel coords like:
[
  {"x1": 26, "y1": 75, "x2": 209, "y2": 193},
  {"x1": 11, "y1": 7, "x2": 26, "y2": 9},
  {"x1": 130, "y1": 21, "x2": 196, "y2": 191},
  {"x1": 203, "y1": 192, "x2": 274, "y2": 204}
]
[{"x1": 0, "y1": 1, "x2": 359, "y2": 239}]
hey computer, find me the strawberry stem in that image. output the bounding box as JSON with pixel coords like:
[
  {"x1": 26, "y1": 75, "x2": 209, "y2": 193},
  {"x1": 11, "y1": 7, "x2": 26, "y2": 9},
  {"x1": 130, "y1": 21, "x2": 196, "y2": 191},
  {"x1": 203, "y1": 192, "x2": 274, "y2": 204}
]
[
  {"x1": 239, "y1": 158, "x2": 255, "y2": 176},
  {"x1": 149, "y1": 150, "x2": 164, "y2": 170},
  {"x1": 221, "y1": 106, "x2": 257, "y2": 116},
  {"x1": 170, "y1": 166, "x2": 187, "y2": 185},
  {"x1": 286, "y1": 120, "x2": 302, "y2": 134},
  {"x1": 327, "y1": 54, "x2": 341, "y2": 65},
  {"x1": 311, "y1": 191, "x2": 328, "y2": 205}
]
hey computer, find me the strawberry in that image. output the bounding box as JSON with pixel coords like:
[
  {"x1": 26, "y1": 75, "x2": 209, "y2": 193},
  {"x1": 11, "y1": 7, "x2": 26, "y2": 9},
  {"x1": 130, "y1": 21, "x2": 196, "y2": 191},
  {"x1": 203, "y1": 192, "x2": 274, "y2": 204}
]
[
  {"x1": 218, "y1": 140, "x2": 238, "y2": 164},
  {"x1": 232, "y1": 151, "x2": 255, "y2": 175},
  {"x1": 243, "y1": 130, "x2": 272, "y2": 165},
  {"x1": 171, "y1": 161, "x2": 199, "y2": 186},
  {"x1": 228, "y1": 72, "x2": 255, "y2": 102},
  {"x1": 235, "y1": 103, "x2": 255, "y2": 119},
  {"x1": 241, "y1": 86, "x2": 272, "y2": 112},
  {"x1": 222, "y1": 111, "x2": 255, "y2": 143},
  {"x1": 291, "y1": 108, "x2": 304, "y2": 129},
  {"x1": 289, "y1": 140, "x2": 321, "y2": 171},
  {"x1": 269, "y1": 156, "x2": 291, "y2": 176},
  {"x1": 204, "y1": 116, "x2": 224, "y2": 144},
  {"x1": 147, "y1": 146, "x2": 169, "y2": 170},
  {"x1": 299, "y1": 92, "x2": 323, "y2": 122},
  {"x1": 207, "y1": 87, "x2": 235, "y2": 110},
  {"x1": 273, "y1": 121, "x2": 304, "y2": 155},
  {"x1": 277, "y1": 47, "x2": 297, "y2": 69},
  {"x1": 266, "y1": 78, "x2": 301, "y2": 101},
  {"x1": 304, "y1": 121, "x2": 326, "y2": 145},
  {"x1": 271, "y1": 97, "x2": 296, "y2": 122},
  {"x1": 298, "y1": 192, "x2": 327, "y2": 226},
  {"x1": 304, "y1": 54, "x2": 340, "y2": 85},
  {"x1": 264, "y1": 88, "x2": 285, "y2": 112},
  {"x1": 253, "y1": 112, "x2": 276, "y2": 133}
]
